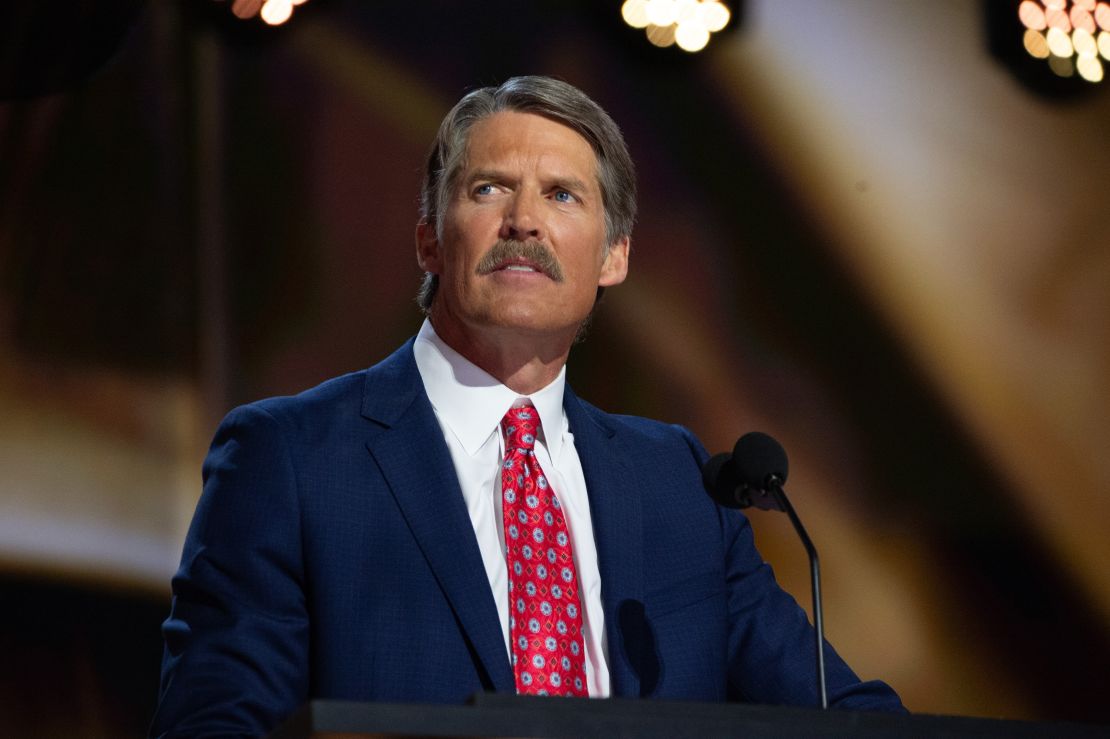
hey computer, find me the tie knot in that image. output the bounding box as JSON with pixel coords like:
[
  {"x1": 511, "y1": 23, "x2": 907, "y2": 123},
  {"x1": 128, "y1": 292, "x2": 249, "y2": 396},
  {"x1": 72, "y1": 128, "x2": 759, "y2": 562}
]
[{"x1": 501, "y1": 404, "x2": 539, "y2": 453}]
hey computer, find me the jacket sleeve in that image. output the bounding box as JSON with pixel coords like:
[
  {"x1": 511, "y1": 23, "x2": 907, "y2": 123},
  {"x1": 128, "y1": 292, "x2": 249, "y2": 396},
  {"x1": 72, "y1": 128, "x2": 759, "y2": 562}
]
[
  {"x1": 678, "y1": 426, "x2": 906, "y2": 711},
  {"x1": 150, "y1": 404, "x2": 310, "y2": 738}
]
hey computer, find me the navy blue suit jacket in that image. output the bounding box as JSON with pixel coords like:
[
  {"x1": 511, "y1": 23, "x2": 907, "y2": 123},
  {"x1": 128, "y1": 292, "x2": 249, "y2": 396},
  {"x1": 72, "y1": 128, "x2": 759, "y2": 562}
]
[{"x1": 152, "y1": 340, "x2": 902, "y2": 737}]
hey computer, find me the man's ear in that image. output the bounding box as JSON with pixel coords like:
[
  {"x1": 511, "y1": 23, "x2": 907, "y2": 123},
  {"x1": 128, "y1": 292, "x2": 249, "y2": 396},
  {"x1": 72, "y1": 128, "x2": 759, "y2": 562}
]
[
  {"x1": 598, "y1": 235, "x2": 630, "y2": 287},
  {"x1": 416, "y1": 219, "x2": 440, "y2": 273}
]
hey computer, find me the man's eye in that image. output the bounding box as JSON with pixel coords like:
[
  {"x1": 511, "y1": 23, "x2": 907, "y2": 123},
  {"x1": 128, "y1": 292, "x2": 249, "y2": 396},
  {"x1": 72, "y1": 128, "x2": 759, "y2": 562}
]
[
  {"x1": 475, "y1": 183, "x2": 494, "y2": 196},
  {"x1": 553, "y1": 190, "x2": 576, "y2": 203}
]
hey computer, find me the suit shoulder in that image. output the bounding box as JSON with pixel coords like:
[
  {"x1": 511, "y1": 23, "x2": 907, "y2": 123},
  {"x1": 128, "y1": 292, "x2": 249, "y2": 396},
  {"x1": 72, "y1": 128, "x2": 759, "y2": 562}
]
[
  {"x1": 224, "y1": 338, "x2": 418, "y2": 430},
  {"x1": 573, "y1": 397, "x2": 707, "y2": 460},
  {"x1": 233, "y1": 369, "x2": 369, "y2": 427}
]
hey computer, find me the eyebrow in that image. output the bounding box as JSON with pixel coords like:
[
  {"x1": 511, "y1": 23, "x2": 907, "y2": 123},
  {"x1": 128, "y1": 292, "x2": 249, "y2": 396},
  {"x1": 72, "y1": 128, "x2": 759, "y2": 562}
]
[
  {"x1": 464, "y1": 170, "x2": 593, "y2": 196},
  {"x1": 551, "y1": 176, "x2": 591, "y2": 195},
  {"x1": 465, "y1": 169, "x2": 505, "y2": 186}
]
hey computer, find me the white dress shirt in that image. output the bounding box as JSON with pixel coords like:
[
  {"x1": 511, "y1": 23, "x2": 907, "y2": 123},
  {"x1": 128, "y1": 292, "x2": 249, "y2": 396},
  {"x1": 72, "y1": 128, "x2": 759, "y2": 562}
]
[{"x1": 412, "y1": 319, "x2": 611, "y2": 697}]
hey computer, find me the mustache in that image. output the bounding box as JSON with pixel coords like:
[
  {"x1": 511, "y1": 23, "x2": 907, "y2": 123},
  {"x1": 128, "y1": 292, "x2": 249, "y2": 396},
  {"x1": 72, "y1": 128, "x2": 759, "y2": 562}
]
[{"x1": 475, "y1": 239, "x2": 565, "y2": 282}]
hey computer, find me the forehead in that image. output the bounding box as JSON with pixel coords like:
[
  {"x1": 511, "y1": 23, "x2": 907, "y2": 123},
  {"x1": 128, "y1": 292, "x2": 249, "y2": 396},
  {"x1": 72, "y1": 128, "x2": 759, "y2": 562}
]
[{"x1": 463, "y1": 111, "x2": 600, "y2": 185}]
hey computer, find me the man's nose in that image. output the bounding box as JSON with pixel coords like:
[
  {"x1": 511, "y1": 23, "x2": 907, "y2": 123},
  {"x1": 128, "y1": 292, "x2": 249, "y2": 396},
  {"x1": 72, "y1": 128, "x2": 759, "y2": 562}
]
[{"x1": 500, "y1": 191, "x2": 543, "y2": 241}]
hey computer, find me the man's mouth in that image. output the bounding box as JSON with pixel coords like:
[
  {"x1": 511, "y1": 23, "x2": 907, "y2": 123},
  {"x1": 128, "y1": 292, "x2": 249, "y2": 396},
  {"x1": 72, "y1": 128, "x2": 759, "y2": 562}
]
[
  {"x1": 476, "y1": 240, "x2": 565, "y2": 282},
  {"x1": 497, "y1": 261, "x2": 542, "y2": 274}
]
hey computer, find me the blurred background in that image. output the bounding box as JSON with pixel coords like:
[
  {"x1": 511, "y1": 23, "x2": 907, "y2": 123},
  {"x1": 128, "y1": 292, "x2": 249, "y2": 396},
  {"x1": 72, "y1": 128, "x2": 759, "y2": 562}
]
[{"x1": 2, "y1": 0, "x2": 1108, "y2": 735}]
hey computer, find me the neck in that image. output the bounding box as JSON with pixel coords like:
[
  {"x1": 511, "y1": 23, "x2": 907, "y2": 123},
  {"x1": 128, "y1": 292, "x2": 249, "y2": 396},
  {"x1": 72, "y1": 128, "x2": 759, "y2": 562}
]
[{"x1": 429, "y1": 315, "x2": 573, "y2": 395}]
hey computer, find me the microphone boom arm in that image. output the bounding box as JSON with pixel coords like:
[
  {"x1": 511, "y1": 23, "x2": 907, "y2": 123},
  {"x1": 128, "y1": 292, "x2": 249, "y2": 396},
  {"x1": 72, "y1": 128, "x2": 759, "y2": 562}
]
[{"x1": 769, "y1": 476, "x2": 828, "y2": 710}]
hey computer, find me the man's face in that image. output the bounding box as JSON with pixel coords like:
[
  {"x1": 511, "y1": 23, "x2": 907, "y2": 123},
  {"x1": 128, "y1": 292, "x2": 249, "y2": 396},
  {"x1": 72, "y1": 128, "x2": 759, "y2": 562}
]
[{"x1": 417, "y1": 111, "x2": 629, "y2": 347}]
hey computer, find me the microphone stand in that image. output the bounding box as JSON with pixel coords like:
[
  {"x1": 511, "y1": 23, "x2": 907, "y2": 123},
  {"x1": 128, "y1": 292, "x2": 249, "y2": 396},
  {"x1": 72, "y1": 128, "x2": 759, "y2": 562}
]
[{"x1": 767, "y1": 476, "x2": 828, "y2": 710}]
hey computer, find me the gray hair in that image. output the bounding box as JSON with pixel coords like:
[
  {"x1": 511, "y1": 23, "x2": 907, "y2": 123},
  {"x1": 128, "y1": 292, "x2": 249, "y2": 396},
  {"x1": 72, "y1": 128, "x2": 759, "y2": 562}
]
[{"x1": 417, "y1": 75, "x2": 636, "y2": 312}]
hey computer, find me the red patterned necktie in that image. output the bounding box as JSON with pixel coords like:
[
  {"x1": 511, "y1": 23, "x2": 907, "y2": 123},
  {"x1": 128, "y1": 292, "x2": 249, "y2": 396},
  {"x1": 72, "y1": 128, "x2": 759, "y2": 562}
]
[{"x1": 500, "y1": 404, "x2": 588, "y2": 697}]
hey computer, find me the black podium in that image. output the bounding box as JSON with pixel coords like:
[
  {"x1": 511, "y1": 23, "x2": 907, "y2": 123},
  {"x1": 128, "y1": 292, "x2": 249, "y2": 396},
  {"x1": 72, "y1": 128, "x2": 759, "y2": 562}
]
[{"x1": 269, "y1": 694, "x2": 1108, "y2": 738}]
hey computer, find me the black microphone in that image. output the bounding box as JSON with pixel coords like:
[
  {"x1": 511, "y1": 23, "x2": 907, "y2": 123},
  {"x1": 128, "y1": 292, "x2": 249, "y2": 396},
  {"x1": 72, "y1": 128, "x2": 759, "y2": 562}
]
[
  {"x1": 701, "y1": 452, "x2": 739, "y2": 506},
  {"x1": 733, "y1": 431, "x2": 788, "y2": 488},
  {"x1": 702, "y1": 432, "x2": 828, "y2": 710},
  {"x1": 704, "y1": 432, "x2": 791, "y2": 512}
]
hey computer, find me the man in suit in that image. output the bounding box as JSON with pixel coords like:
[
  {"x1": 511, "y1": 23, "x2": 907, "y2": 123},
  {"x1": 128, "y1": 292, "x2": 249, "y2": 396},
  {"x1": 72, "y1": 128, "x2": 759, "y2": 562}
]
[{"x1": 152, "y1": 76, "x2": 903, "y2": 737}]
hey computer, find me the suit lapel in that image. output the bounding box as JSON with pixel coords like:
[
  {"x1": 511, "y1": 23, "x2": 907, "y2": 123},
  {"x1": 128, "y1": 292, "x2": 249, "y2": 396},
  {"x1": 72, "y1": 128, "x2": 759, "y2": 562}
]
[
  {"x1": 360, "y1": 342, "x2": 514, "y2": 692},
  {"x1": 564, "y1": 387, "x2": 645, "y2": 697}
]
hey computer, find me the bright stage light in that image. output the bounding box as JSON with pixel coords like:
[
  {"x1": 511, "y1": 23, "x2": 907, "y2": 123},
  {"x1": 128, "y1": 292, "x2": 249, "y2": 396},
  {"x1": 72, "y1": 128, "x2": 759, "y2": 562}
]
[
  {"x1": 226, "y1": 0, "x2": 309, "y2": 26},
  {"x1": 622, "y1": 0, "x2": 651, "y2": 29},
  {"x1": 622, "y1": 0, "x2": 732, "y2": 53},
  {"x1": 1019, "y1": 0, "x2": 1108, "y2": 82},
  {"x1": 260, "y1": 0, "x2": 293, "y2": 26}
]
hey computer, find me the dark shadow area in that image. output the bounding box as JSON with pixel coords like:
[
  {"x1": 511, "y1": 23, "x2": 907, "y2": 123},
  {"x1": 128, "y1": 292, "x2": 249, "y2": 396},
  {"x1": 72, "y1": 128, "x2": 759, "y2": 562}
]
[
  {"x1": 0, "y1": 575, "x2": 165, "y2": 737},
  {"x1": 618, "y1": 599, "x2": 661, "y2": 696}
]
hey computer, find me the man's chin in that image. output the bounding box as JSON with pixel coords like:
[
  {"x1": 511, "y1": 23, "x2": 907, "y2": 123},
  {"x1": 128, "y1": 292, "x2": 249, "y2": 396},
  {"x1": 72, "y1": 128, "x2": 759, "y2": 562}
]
[
  {"x1": 479, "y1": 310, "x2": 587, "y2": 341},
  {"x1": 432, "y1": 299, "x2": 592, "y2": 345}
]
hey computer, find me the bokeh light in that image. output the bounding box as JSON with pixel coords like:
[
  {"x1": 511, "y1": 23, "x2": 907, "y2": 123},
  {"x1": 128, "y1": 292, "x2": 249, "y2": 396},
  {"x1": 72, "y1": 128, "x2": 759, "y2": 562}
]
[
  {"x1": 1024, "y1": 27, "x2": 1052, "y2": 57},
  {"x1": 622, "y1": 0, "x2": 731, "y2": 53},
  {"x1": 622, "y1": 0, "x2": 651, "y2": 28},
  {"x1": 646, "y1": 22, "x2": 678, "y2": 48},
  {"x1": 260, "y1": 0, "x2": 294, "y2": 26},
  {"x1": 1020, "y1": 0, "x2": 1108, "y2": 81},
  {"x1": 226, "y1": 0, "x2": 309, "y2": 26}
]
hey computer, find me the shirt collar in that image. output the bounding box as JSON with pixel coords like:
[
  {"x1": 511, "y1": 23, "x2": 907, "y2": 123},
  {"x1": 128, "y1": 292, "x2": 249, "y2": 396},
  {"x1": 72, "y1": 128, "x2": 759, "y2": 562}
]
[{"x1": 413, "y1": 319, "x2": 567, "y2": 460}]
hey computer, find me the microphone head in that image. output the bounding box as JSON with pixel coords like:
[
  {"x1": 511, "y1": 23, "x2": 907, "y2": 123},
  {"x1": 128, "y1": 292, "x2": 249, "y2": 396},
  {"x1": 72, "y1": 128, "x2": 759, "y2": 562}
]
[
  {"x1": 702, "y1": 452, "x2": 743, "y2": 509},
  {"x1": 732, "y1": 432, "x2": 789, "y2": 489}
]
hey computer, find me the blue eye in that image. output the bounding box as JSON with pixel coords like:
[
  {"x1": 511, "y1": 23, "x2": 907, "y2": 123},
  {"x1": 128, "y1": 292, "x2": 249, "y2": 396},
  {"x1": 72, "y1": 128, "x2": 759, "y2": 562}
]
[
  {"x1": 553, "y1": 190, "x2": 575, "y2": 203},
  {"x1": 475, "y1": 183, "x2": 494, "y2": 196}
]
